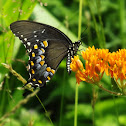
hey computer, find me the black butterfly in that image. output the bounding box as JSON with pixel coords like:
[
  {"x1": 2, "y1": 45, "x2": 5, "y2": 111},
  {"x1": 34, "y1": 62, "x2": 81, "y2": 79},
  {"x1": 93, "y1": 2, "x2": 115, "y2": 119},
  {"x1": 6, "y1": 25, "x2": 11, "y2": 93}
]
[{"x1": 10, "y1": 20, "x2": 81, "y2": 89}]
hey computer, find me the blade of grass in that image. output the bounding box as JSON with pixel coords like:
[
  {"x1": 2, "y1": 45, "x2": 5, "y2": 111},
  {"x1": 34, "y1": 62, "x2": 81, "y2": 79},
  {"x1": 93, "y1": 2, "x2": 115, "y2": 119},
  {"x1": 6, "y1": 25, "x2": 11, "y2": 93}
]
[
  {"x1": 74, "y1": 0, "x2": 83, "y2": 126},
  {"x1": 118, "y1": 0, "x2": 125, "y2": 48},
  {"x1": 88, "y1": 0, "x2": 102, "y2": 48},
  {"x1": 96, "y1": 0, "x2": 106, "y2": 48}
]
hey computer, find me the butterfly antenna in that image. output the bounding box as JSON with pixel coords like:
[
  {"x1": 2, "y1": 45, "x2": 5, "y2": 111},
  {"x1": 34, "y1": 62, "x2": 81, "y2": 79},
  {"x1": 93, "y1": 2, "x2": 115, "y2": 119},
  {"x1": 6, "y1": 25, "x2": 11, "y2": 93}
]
[{"x1": 79, "y1": 25, "x2": 88, "y2": 42}]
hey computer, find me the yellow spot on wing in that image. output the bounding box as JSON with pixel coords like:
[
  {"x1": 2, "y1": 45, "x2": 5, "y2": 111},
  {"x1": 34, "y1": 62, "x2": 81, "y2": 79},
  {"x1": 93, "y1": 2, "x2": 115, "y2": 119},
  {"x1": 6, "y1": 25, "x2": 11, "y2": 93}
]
[
  {"x1": 32, "y1": 52, "x2": 35, "y2": 57},
  {"x1": 31, "y1": 69, "x2": 35, "y2": 74},
  {"x1": 46, "y1": 67, "x2": 51, "y2": 72},
  {"x1": 40, "y1": 55, "x2": 45, "y2": 60},
  {"x1": 43, "y1": 41, "x2": 48, "y2": 47},
  {"x1": 34, "y1": 44, "x2": 38, "y2": 49},
  {"x1": 41, "y1": 48, "x2": 45, "y2": 53},
  {"x1": 40, "y1": 61, "x2": 45, "y2": 66},
  {"x1": 38, "y1": 80, "x2": 42, "y2": 84},
  {"x1": 51, "y1": 69, "x2": 55, "y2": 74},
  {"x1": 31, "y1": 61, "x2": 34, "y2": 66},
  {"x1": 47, "y1": 76, "x2": 51, "y2": 80},
  {"x1": 32, "y1": 78, "x2": 36, "y2": 81}
]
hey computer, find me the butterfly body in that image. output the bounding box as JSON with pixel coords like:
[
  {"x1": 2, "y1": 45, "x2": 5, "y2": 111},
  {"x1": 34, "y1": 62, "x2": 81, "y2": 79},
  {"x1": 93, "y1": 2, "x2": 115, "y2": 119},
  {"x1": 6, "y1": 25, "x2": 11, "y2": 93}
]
[{"x1": 10, "y1": 20, "x2": 81, "y2": 88}]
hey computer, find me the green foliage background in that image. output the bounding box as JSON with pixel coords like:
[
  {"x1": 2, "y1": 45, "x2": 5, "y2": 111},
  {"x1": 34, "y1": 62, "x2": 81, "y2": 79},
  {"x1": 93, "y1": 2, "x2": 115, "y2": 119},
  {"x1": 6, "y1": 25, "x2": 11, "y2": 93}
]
[{"x1": 0, "y1": 0, "x2": 126, "y2": 126}]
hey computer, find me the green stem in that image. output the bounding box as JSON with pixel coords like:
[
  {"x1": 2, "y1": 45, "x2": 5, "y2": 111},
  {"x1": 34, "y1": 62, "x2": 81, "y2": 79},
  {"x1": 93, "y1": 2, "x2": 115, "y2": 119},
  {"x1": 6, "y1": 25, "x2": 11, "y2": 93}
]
[
  {"x1": 35, "y1": 94, "x2": 54, "y2": 126},
  {"x1": 97, "y1": 83, "x2": 123, "y2": 96},
  {"x1": 74, "y1": 0, "x2": 83, "y2": 125},
  {"x1": 112, "y1": 96, "x2": 120, "y2": 125},
  {"x1": 2, "y1": 63, "x2": 53, "y2": 125},
  {"x1": 74, "y1": 84, "x2": 79, "y2": 126},
  {"x1": 78, "y1": 0, "x2": 83, "y2": 40},
  {"x1": 0, "y1": 89, "x2": 39, "y2": 122},
  {"x1": 92, "y1": 86, "x2": 97, "y2": 126}
]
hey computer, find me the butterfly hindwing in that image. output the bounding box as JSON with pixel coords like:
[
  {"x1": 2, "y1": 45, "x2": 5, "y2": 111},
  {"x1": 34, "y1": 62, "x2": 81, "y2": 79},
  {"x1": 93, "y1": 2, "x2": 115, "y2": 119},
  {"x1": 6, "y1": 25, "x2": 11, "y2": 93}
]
[
  {"x1": 27, "y1": 39, "x2": 68, "y2": 87},
  {"x1": 44, "y1": 40, "x2": 68, "y2": 69}
]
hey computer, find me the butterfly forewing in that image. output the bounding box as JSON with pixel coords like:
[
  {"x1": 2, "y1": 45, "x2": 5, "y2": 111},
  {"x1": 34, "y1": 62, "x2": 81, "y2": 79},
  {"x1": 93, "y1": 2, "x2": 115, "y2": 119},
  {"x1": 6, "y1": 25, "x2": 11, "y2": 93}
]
[{"x1": 10, "y1": 20, "x2": 72, "y2": 50}]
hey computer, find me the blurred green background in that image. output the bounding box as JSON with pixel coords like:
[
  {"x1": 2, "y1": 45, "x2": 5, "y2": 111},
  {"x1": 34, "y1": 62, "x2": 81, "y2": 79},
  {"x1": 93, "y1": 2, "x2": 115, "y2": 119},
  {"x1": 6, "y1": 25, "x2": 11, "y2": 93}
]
[{"x1": 0, "y1": 0, "x2": 126, "y2": 126}]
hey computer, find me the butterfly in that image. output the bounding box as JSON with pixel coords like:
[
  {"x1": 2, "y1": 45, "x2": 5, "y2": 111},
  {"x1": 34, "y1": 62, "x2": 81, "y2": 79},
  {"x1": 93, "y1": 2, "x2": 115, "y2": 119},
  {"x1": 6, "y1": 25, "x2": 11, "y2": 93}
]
[{"x1": 10, "y1": 20, "x2": 81, "y2": 89}]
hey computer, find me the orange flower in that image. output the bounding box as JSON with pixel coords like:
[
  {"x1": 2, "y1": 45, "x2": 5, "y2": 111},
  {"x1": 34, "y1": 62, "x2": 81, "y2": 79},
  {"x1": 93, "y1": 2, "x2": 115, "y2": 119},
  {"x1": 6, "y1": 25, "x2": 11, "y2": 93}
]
[
  {"x1": 70, "y1": 55, "x2": 83, "y2": 72},
  {"x1": 108, "y1": 49, "x2": 126, "y2": 81},
  {"x1": 70, "y1": 46, "x2": 126, "y2": 87},
  {"x1": 70, "y1": 46, "x2": 109, "y2": 84}
]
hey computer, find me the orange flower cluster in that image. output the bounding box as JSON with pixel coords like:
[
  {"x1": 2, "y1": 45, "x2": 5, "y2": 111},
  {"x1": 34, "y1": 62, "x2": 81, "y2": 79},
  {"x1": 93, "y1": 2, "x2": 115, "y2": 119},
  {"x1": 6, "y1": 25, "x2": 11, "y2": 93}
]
[
  {"x1": 108, "y1": 49, "x2": 126, "y2": 82},
  {"x1": 70, "y1": 46, "x2": 126, "y2": 84}
]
